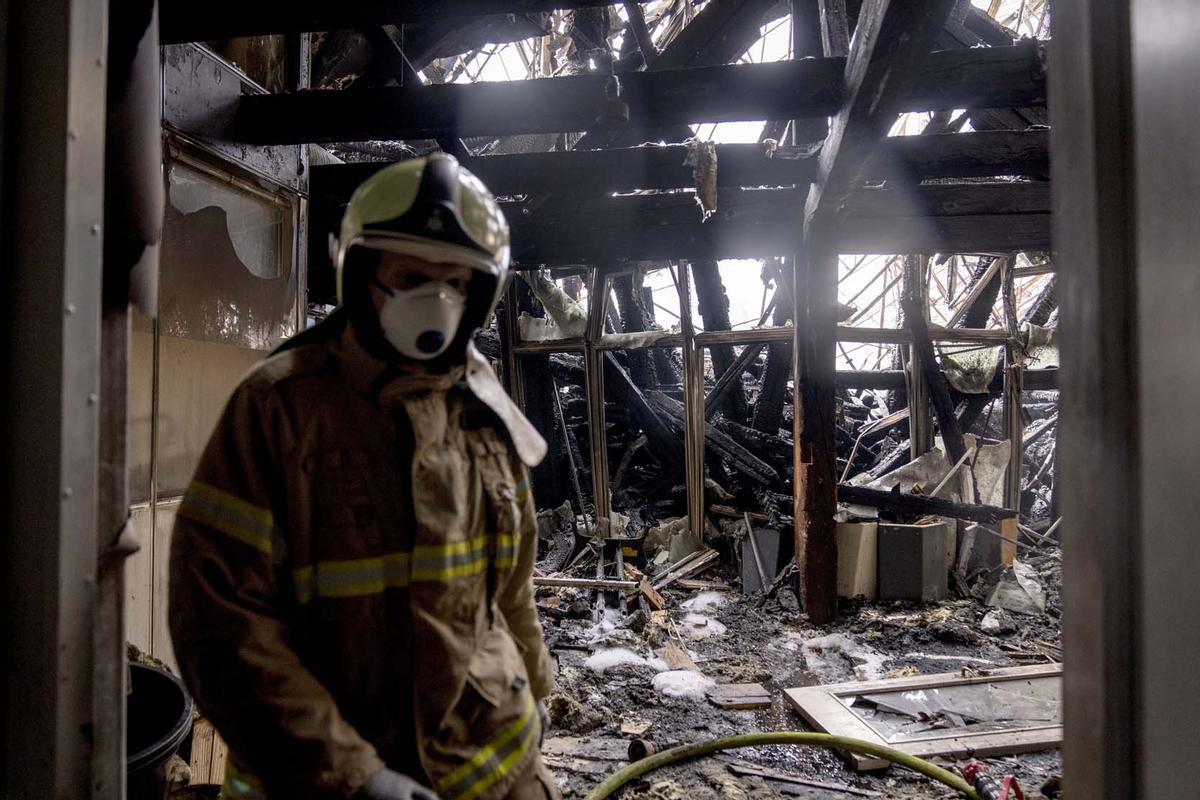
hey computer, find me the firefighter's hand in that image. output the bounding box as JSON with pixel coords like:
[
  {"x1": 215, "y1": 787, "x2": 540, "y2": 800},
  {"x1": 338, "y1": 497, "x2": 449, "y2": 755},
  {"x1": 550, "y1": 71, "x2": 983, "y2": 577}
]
[{"x1": 357, "y1": 768, "x2": 441, "y2": 800}]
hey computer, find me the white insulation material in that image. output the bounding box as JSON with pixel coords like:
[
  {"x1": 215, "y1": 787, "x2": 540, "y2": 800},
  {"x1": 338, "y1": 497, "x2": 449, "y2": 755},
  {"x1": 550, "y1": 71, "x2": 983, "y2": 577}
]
[
  {"x1": 584, "y1": 648, "x2": 667, "y2": 674},
  {"x1": 800, "y1": 633, "x2": 889, "y2": 682},
  {"x1": 680, "y1": 591, "x2": 728, "y2": 613},
  {"x1": 652, "y1": 669, "x2": 717, "y2": 701}
]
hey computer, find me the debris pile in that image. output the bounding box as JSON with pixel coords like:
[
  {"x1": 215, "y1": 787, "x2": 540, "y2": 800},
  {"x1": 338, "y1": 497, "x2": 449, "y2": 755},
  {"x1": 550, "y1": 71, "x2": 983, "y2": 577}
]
[{"x1": 531, "y1": 543, "x2": 1064, "y2": 798}]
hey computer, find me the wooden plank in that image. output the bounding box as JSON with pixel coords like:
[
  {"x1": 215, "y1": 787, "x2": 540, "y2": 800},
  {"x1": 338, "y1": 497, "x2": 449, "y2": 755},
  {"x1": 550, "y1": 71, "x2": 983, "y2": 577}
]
[
  {"x1": 657, "y1": 643, "x2": 701, "y2": 672},
  {"x1": 532, "y1": 577, "x2": 639, "y2": 590},
  {"x1": 235, "y1": 45, "x2": 1045, "y2": 144},
  {"x1": 211, "y1": 732, "x2": 228, "y2": 785},
  {"x1": 623, "y1": 564, "x2": 666, "y2": 611},
  {"x1": 708, "y1": 683, "x2": 773, "y2": 709},
  {"x1": 160, "y1": 0, "x2": 613, "y2": 43},
  {"x1": 999, "y1": 517, "x2": 1019, "y2": 566},
  {"x1": 652, "y1": 548, "x2": 721, "y2": 590},
  {"x1": 188, "y1": 719, "x2": 230, "y2": 785},
  {"x1": 188, "y1": 719, "x2": 215, "y2": 784}
]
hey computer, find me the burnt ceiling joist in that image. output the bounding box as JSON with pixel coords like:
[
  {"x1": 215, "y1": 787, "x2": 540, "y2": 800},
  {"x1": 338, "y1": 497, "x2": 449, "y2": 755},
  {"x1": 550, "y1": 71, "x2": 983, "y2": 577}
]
[
  {"x1": 235, "y1": 42, "x2": 1046, "y2": 144},
  {"x1": 307, "y1": 181, "x2": 1049, "y2": 298},
  {"x1": 310, "y1": 130, "x2": 1050, "y2": 200},
  {"x1": 502, "y1": 182, "x2": 1050, "y2": 263},
  {"x1": 159, "y1": 0, "x2": 613, "y2": 44}
]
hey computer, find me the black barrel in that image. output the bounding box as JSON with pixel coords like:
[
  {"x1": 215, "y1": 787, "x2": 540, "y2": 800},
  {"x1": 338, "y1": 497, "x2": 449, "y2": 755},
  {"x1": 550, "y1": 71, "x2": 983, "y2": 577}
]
[{"x1": 127, "y1": 662, "x2": 195, "y2": 799}]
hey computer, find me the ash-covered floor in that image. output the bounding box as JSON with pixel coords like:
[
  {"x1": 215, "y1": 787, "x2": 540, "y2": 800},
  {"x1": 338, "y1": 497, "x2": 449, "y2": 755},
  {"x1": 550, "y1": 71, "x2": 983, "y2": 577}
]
[{"x1": 535, "y1": 550, "x2": 1063, "y2": 799}]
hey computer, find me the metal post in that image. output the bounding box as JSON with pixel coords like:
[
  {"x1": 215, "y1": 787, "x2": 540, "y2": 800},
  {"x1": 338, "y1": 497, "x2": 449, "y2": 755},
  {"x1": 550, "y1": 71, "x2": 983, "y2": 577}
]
[{"x1": 1, "y1": 0, "x2": 109, "y2": 794}]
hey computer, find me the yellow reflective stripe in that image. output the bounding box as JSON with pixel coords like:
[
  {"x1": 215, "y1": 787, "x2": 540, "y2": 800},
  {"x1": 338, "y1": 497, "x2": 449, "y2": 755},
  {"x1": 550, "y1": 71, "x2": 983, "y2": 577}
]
[
  {"x1": 495, "y1": 534, "x2": 518, "y2": 570},
  {"x1": 223, "y1": 759, "x2": 268, "y2": 800},
  {"x1": 438, "y1": 695, "x2": 539, "y2": 800},
  {"x1": 293, "y1": 536, "x2": 519, "y2": 604},
  {"x1": 179, "y1": 481, "x2": 274, "y2": 555},
  {"x1": 410, "y1": 536, "x2": 488, "y2": 581},
  {"x1": 514, "y1": 475, "x2": 531, "y2": 507},
  {"x1": 293, "y1": 553, "x2": 411, "y2": 604}
]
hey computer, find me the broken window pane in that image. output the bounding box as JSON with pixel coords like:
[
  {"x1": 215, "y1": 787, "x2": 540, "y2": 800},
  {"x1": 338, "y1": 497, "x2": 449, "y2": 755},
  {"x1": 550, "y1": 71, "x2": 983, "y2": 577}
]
[
  {"x1": 156, "y1": 157, "x2": 299, "y2": 496},
  {"x1": 847, "y1": 675, "x2": 1062, "y2": 744}
]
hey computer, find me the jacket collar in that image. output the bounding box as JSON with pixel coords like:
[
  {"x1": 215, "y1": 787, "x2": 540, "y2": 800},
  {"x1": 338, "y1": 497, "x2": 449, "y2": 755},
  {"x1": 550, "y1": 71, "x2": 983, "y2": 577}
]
[
  {"x1": 334, "y1": 323, "x2": 460, "y2": 409},
  {"x1": 333, "y1": 324, "x2": 547, "y2": 467}
]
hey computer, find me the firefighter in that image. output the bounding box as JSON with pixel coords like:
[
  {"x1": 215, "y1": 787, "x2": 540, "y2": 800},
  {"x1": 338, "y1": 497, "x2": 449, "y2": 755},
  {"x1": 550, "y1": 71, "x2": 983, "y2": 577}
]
[{"x1": 169, "y1": 154, "x2": 558, "y2": 800}]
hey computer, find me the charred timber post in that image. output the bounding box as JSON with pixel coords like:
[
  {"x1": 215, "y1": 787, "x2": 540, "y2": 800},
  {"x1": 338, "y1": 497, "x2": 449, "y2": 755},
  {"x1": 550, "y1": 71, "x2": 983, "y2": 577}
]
[
  {"x1": 904, "y1": 255, "x2": 934, "y2": 458},
  {"x1": 678, "y1": 263, "x2": 708, "y2": 542},
  {"x1": 797, "y1": 0, "x2": 960, "y2": 624},
  {"x1": 514, "y1": 281, "x2": 570, "y2": 511},
  {"x1": 693, "y1": 260, "x2": 749, "y2": 420},
  {"x1": 706, "y1": 343, "x2": 766, "y2": 420},
  {"x1": 753, "y1": 259, "x2": 796, "y2": 435},
  {"x1": 902, "y1": 271, "x2": 970, "y2": 470},
  {"x1": 1004, "y1": 341, "x2": 1025, "y2": 510},
  {"x1": 611, "y1": 272, "x2": 659, "y2": 388},
  {"x1": 794, "y1": 238, "x2": 839, "y2": 625},
  {"x1": 584, "y1": 269, "x2": 612, "y2": 523}
]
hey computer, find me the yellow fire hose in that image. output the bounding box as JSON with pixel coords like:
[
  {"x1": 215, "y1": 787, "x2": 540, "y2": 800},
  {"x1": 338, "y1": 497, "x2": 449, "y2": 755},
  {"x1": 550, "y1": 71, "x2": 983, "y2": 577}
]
[{"x1": 583, "y1": 732, "x2": 983, "y2": 800}]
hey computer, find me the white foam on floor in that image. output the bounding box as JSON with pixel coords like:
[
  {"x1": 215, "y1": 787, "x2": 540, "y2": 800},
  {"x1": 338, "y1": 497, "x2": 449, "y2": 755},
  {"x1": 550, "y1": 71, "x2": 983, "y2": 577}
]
[
  {"x1": 800, "y1": 633, "x2": 889, "y2": 682},
  {"x1": 652, "y1": 669, "x2": 717, "y2": 701},
  {"x1": 584, "y1": 648, "x2": 668, "y2": 674},
  {"x1": 680, "y1": 591, "x2": 728, "y2": 613}
]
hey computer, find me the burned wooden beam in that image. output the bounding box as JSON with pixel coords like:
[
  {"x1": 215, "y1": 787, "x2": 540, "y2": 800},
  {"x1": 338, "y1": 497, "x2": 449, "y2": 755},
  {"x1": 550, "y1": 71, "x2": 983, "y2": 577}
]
[
  {"x1": 795, "y1": 0, "x2": 959, "y2": 625},
  {"x1": 902, "y1": 256, "x2": 970, "y2": 470},
  {"x1": 236, "y1": 44, "x2": 1045, "y2": 144},
  {"x1": 160, "y1": 0, "x2": 611, "y2": 44},
  {"x1": 310, "y1": 130, "x2": 1050, "y2": 200},
  {"x1": 648, "y1": 392, "x2": 781, "y2": 487},
  {"x1": 752, "y1": 260, "x2": 794, "y2": 435},
  {"x1": 306, "y1": 183, "x2": 1050, "y2": 287},
  {"x1": 693, "y1": 261, "x2": 750, "y2": 420},
  {"x1": 501, "y1": 183, "x2": 1050, "y2": 263},
  {"x1": 575, "y1": 0, "x2": 785, "y2": 150},
  {"x1": 837, "y1": 368, "x2": 1058, "y2": 391},
  {"x1": 838, "y1": 484, "x2": 1017, "y2": 525}
]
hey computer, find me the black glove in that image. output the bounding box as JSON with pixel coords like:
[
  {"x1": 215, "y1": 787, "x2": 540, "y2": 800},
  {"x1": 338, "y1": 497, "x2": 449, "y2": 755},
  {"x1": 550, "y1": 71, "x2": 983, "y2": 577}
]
[{"x1": 356, "y1": 768, "x2": 441, "y2": 800}]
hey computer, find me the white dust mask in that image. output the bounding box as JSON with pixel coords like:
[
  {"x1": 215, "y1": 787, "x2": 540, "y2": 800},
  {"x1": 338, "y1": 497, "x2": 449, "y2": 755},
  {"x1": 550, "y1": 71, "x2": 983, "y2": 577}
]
[{"x1": 374, "y1": 278, "x2": 466, "y2": 360}]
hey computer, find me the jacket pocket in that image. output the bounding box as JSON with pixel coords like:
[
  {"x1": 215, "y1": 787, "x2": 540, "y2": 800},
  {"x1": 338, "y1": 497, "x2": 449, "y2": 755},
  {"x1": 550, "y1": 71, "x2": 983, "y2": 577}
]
[{"x1": 464, "y1": 625, "x2": 527, "y2": 709}]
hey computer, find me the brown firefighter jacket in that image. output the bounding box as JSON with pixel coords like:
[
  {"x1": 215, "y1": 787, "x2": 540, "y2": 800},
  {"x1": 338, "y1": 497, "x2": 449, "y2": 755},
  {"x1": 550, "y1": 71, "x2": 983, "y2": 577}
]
[{"x1": 169, "y1": 324, "x2": 556, "y2": 800}]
